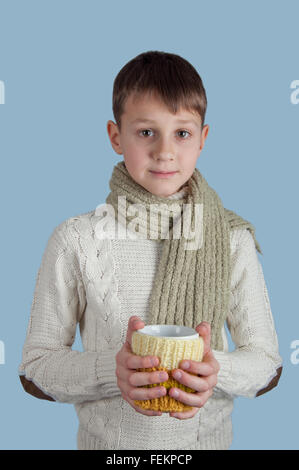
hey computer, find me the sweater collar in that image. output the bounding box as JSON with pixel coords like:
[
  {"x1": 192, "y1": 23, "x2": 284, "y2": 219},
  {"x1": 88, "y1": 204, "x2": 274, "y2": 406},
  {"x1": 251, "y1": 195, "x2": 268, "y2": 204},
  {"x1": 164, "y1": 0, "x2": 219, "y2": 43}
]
[{"x1": 163, "y1": 184, "x2": 189, "y2": 200}]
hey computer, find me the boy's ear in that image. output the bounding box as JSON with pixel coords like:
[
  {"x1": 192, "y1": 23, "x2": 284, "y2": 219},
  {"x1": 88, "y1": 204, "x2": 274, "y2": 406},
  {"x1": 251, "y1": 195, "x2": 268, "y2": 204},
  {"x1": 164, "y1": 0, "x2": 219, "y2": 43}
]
[
  {"x1": 199, "y1": 124, "x2": 209, "y2": 152},
  {"x1": 107, "y1": 120, "x2": 123, "y2": 155}
]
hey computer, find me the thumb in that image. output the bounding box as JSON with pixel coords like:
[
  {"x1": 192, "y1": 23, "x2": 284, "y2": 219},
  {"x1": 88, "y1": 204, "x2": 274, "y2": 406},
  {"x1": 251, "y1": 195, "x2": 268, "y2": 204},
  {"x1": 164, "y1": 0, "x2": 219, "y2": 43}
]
[
  {"x1": 196, "y1": 321, "x2": 211, "y2": 356},
  {"x1": 125, "y1": 316, "x2": 145, "y2": 350}
]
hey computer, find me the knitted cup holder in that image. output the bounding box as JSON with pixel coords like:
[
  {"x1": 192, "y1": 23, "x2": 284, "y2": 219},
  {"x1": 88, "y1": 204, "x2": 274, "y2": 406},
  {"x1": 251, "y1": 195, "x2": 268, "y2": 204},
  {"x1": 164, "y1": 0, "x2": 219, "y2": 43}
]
[{"x1": 131, "y1": 325, "x2": 204, "y2": 413}]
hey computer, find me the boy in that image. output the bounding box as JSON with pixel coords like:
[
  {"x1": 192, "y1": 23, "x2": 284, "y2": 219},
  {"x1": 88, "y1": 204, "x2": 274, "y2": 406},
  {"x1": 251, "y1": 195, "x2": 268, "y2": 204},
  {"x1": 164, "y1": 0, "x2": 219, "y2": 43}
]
[{"x1": 19, "y1": 51, "x2": 282, "y2": 450}]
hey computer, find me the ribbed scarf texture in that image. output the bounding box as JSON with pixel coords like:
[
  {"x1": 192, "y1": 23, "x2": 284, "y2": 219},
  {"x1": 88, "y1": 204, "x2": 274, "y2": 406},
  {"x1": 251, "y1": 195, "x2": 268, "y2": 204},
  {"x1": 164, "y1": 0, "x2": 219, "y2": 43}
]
[{"x1": 106, "y1": 160, "x2": 262, "y2": 351}]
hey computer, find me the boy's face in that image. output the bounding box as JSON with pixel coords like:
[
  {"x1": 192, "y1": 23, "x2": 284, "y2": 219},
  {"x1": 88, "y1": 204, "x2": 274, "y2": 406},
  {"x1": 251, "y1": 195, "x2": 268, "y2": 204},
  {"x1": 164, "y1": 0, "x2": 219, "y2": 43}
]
[{"x1": 107, "y1": 92, "x2": 209, "y2": 197}]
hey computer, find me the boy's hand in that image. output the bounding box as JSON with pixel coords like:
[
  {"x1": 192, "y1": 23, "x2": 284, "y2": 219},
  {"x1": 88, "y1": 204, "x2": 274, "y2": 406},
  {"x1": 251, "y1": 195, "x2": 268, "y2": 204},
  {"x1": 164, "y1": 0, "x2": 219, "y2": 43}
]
[
  {"x1": 168, "y1": 322, "x2": 219, "y2": 420},
  {"x1": 115, "y1": 316, "x2": 168, "y2": 417}
]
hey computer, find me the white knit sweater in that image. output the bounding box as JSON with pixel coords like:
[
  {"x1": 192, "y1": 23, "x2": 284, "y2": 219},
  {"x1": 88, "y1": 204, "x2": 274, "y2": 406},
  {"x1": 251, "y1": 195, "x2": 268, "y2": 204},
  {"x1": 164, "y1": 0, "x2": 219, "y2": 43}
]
[{"x1": 18, "y1": 186, "x2": 282, "y2": 450}]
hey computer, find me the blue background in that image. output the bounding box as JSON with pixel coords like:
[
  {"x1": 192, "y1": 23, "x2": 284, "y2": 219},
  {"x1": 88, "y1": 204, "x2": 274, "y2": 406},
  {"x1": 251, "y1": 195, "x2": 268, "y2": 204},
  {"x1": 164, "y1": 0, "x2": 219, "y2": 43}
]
[{"x1": 0, "y1": 0, "x2": 298, "y2": 450}]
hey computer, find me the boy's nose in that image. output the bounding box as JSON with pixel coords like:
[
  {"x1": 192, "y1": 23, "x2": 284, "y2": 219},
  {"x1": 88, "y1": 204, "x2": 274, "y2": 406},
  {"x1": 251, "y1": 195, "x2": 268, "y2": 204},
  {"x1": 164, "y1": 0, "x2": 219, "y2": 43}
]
[
  {"x1": 153, "y1": 136, "x2": 175, "y2": 161},
  {"x1": 154, "y1": 152, "x2": 174, "y2": 162}
]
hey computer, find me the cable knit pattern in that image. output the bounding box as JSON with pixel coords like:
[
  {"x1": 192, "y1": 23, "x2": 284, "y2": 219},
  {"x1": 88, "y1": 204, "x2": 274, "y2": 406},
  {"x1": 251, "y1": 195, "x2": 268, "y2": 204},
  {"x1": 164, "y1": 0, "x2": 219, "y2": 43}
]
[
  {"x1": 19, "y1": 191, "x2": 282, "y2": 450},
  {"x1": 212, "y1": 229, "x2": 282, "y2": 398}
]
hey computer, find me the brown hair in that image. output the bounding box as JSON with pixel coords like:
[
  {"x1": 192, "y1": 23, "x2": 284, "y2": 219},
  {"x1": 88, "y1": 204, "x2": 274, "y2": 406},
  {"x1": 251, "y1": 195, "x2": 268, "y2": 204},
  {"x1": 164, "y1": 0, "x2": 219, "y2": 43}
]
[{"x1": 112, "y1": 50, "x2": 207, "y2": 132}]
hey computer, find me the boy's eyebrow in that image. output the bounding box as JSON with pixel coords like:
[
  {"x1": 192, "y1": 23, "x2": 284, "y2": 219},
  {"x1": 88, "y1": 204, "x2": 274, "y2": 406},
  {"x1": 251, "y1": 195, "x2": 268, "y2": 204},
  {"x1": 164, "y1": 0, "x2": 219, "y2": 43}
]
[{"x1": 131, "y1": 118, "x2": 200, "y2": 127}]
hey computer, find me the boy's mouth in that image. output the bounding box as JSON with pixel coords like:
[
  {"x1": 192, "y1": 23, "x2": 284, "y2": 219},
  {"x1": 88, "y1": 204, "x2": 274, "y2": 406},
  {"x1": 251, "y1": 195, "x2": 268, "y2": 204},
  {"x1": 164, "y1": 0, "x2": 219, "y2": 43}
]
[{"x1": 150, "y1": 170, "x2": 178, "y2": 178}]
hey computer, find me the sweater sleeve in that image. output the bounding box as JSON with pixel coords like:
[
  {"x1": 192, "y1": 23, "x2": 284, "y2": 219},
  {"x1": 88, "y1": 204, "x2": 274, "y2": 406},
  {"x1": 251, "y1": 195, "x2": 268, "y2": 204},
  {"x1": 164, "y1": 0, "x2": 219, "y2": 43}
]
[
  {"x1": 212, "y1": 229, "x2": 283, "y2": 399},
  {"x1": 18, "y1": 219, "x2": 120, "y2": 404}
]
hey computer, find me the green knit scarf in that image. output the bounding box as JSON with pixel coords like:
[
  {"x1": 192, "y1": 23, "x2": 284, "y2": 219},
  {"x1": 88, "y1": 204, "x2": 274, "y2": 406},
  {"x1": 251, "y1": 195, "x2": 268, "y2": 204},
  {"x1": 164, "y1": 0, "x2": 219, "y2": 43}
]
[{"x1": 106, "y1": 160, "x2": 262, "y2": 351}]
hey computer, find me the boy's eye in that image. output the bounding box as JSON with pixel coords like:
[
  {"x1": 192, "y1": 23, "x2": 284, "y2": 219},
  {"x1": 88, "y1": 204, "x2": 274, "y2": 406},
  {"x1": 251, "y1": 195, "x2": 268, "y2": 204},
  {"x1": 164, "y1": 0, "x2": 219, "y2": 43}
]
[
  {"x1": 177, "y1": 130, "x2": 191, "y2": 139},
  {"x1": 140, "y1": 129, "x2": 154, "y2": 137},
  {"x1": 138, "y1": 129, "x2": 191, "y2": 139}
]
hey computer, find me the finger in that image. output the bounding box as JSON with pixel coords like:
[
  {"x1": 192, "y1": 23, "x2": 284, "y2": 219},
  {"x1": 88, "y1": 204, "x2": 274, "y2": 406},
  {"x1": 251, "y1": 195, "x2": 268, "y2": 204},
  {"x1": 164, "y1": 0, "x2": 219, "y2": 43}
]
[
  {"x1": 119, "y1": 377, "x2": 164, "y2": 416},
  {"x1": 195, "y1": 322, "x2": 211, "y2": 356},
  {"x1": 127, "y1": 353, "x2": 160, "y2": 370},
  {"x1": 171, "y1": 369, "x2": 210, "y2": 393},
  {"x1": 118, "y1": 375, "x2": 166, "y2": 402},
  {"x1": 179, "y1": 359, "x2": 215, "y2": 377},
  {"x1": 130, "y1": 384, "x2": 167, "y2": 401},
  {"x1": 168, "y1": 387, "x2": 212, "y2": 408},
  {"x1": 176, "y1": 366, "x2": 218, "y2": 391},
  {"x1": 205, "y1": 373, "x2": 218, "y2": 389},
  {"x1": 125, "y1": 316, "x2": 145, "y2": 349},
  {"x1": 117, "y1": 363, "x2": 168, "y2": 387},
  {"x1": 118, "y1": 349, "x2": 159, "y2": 370},
  {"x1": 203, "y1": 351, "x2": 220, "y2": 374},
  {"x1": 130, "y1": 369, "x2": 168, "y2": 387}
]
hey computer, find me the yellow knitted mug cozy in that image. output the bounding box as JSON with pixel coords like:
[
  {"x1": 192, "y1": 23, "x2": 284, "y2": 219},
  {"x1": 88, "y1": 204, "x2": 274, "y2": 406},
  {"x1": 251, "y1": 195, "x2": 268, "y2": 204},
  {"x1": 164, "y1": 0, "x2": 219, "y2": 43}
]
[{"x1": 131, "y1": 325, "x2": 204, "y2": 413}]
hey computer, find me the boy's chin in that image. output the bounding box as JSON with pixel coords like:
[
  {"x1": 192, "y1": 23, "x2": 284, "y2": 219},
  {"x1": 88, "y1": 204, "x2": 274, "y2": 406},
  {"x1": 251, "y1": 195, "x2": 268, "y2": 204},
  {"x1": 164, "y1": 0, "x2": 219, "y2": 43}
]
[
  {"x1": 146, "y1": 187, "x2": 180, "y2": 198},
  {"x1": 135, "y1": 178, "x2": 186, "y2": 198}
]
